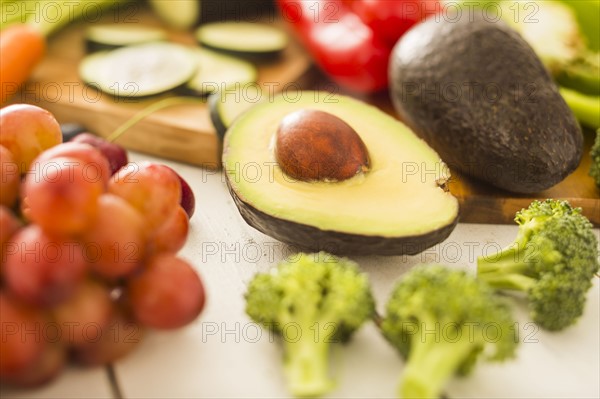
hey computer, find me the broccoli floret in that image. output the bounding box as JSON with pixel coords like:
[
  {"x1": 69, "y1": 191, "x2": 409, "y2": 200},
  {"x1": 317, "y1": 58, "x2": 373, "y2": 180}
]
[
  {"x1": 590, "y1": 130, "x2": 600, "y2": 186},
  {"x1": 381, "y1": 265, "x2": 517, "y2": 399},
  {"x1": 477, "y1": 199, "x2": 599, "y2": 331},
  {"x1": 245, "y1": 252, "x2": 374, "y2": 397}
]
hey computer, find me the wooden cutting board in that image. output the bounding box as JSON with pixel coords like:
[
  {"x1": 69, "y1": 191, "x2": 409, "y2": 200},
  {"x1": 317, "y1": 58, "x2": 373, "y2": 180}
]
[{"x1": 16, "y1": 9, "x2": 310, "y2": 169}]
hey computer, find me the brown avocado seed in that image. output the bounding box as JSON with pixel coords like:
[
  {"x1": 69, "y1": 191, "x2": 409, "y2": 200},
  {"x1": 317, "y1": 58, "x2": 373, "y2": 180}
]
[{"x1": 274, "y1": 109, "x2": 370, "y2": 182}]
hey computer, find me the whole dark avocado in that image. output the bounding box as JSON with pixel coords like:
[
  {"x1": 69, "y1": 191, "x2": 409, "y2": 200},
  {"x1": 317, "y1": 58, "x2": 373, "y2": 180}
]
[{"x1": 389, "y1": 11, "x2": 583, "y2": 193}]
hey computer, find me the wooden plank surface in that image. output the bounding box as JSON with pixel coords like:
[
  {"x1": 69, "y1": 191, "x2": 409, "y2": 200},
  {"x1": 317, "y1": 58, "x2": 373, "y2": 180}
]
[{"x1": 12, "y1": 8, "x2": 310, "y2": 168}]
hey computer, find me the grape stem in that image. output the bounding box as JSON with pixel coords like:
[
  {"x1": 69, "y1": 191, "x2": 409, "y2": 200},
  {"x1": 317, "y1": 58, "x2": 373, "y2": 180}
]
[{"x1": 107, "y1": 97, "x2": 204, "y2": 143}]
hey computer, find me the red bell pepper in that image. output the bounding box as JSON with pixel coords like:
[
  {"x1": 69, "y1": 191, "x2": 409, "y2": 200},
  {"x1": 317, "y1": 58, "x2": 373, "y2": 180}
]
[{"x1": 278, "y1": 0, "x2": 442, "y2": 93}]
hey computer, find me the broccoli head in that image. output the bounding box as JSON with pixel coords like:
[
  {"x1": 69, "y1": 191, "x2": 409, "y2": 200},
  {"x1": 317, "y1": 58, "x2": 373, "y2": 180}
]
[
  {"x1": 591, "y1": 129, "x2": 600, "y2": 187},
  {"x1": 245, "y1": 252, "x2": 374, "y2": 397},
  {"x1": 477, "y1": 199, "x2": 599, "y2": 331},
  {"x1": 381, "y1": 265, "x2": 517, "y2": 399}
]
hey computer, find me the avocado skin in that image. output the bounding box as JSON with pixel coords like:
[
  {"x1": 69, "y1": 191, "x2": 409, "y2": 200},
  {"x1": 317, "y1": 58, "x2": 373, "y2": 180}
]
[
  {"x1": 389, "y1": 12, "x2": 583, "y2": 193},
  {"x1": 226, "y1": 178, "x2": 459, "y2": 256}
]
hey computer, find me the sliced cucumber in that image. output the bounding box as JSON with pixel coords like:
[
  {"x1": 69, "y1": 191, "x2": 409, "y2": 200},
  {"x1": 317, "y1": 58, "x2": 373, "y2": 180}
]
[
  {"x1": 208, "y1": 89, "x2": 260, "y2": 140},
  {"x1": 79, "y1": 42, "x2": 197, "y2": 98},
  {"x1": 195, "y1": 22, "x2": 288, "y2": 58},
  {"x1": 183, "y1": 48, "x2": 257, "y2": 96},
  {"x1": 149, "y1": 0, "x2": 200, "y2": 30},
  {"x1": 85, "y1": 24, "x2": 168, "y2": 53}
]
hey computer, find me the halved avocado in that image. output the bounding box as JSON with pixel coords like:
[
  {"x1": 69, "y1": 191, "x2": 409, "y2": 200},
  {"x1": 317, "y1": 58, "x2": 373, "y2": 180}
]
[{"x1": 222, "y1": 92, "x2": 459, "y2": 256}]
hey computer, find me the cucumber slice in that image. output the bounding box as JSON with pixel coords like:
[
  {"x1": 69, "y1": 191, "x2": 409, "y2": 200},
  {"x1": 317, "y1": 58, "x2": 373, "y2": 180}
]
[
  {"x1": 85, "y1": 24, "x2": 168, "y2": 53},
  {"x1": 208, "y1": 89, "x2": 260, "y2": 139},
  {"x1": 184, "y1": 48, "x2": 258, "y2": 96},
  {"x1": 79, "y1": 43, "x2": 197, "y2": 98},
  {"x1": 195, "y1": 22, "x2": 288, "y2": 58},
  {"x1": 149, "y1": 0, "x2": 200, "y2": 30}
]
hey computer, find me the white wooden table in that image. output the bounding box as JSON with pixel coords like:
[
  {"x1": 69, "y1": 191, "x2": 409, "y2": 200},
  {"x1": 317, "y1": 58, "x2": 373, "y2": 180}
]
[{"x1": 3, "y1": 151, "x2": 599, "y2": 399}]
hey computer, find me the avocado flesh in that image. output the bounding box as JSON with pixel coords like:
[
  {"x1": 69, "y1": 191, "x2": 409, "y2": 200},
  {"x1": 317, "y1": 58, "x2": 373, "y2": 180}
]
[
  {"x1": 389, "y1": 12, "x2": 583, "y2": 193},
  {"x1": 223, "y1": 92, "x2": 459, "y2": 255}
]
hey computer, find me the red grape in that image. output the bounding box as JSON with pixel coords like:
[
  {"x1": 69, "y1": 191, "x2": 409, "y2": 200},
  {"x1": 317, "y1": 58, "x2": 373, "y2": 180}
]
[
  {"x1": 33, "y1": 142, "x2": 111, "y2": 188},
  {"x1": 147, "y1": 206, "x2": 189, "y2": 255},
  {"x1": 0, "y1": 102, "x2": 203, "y2": 388},
  {"x1": 71, "y1": 309, "x2": 143, "y2": 367},
  {"x1": 83, "y1": 194, "x2": 146, "y2": 280},
  {"x1": 1, "y1": 206, "x2": 22, "y2": 271},
  {"x1": 178, "y1": 174, "x2": 195, "y2": 218},
  {"x1": 0, "y1": 104, "x2": 62, "y2": 173},
  {"x1": 52, "y1": 280, "x2": 114, "y2": 348},
  {"x1": 128, "y1": 254, "x2": 205, "y2": 329},
  {"x1": 21, "y1": 156, "x2": 104, "y2": 235},
  {"x1": 3, "y1": 225, "x2": 87, "y2": 307},
  {"x1": 5, "y1": 342, "x2": 66, "y2": 388},
  {"x1": 109, "y1": 162, "x2": 181, "y2": 232},
  {"x1": 0, "y1": 145, "x2": 20, "y2": 207},
  {"x1": 72, "y1": 133, "x2": 128, "y2": 175},
  {"x1": 165, "y1": 166, "x2": 195, "y2": 218},
  {"x1": 0, "y1": 293, "x2": 49, "y2": 381}
]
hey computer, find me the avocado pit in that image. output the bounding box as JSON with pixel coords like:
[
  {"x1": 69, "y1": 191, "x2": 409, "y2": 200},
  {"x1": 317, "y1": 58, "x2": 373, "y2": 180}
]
[{"x1": 274, "y1": 109, "x2": 370, "y2": 182}]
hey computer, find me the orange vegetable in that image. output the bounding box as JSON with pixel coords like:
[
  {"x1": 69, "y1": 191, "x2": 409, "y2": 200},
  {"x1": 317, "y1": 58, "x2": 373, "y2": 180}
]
[{"x1": 0, "y1": 24, "x2": 46, "y2": 105}]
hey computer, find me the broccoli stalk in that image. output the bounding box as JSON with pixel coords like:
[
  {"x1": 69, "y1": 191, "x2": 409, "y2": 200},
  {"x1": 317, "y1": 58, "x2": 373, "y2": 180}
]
[
  {"x1": 478, "y1": 240, "x2": 563, "y2": 291},
  {"x1": 283, "y1": 328, "x2": 331, "y2": 395},
  {"x1": 477, "y1": 199, "x2": 599, "y2": 331},
  {"x1": 245, "y1": 252, "x2": 374, "y2": 397},
  {"x1": 381, "y1": 265, "x2": 518, "y2": 399},
  {"x1": 400, "y1": 317, "x2": 476, "y2": 399},
  {"x1": 278, "y1": 285, "x2": 335, "y2": 395}
]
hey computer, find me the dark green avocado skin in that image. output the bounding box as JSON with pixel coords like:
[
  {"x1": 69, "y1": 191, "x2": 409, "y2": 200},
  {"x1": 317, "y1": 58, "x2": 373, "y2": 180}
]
[
  {"x1": 389, "y1": 12, "x2": 583, "y2": 193},
  {"x1": 226, "y1": 177, "x2": 459, "y2": 256}
]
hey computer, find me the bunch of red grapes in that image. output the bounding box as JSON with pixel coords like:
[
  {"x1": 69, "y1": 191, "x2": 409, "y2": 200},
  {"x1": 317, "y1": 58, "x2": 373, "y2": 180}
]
[{"x1": 0, "y1": 104, "x2": 205, "y2": 387}]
